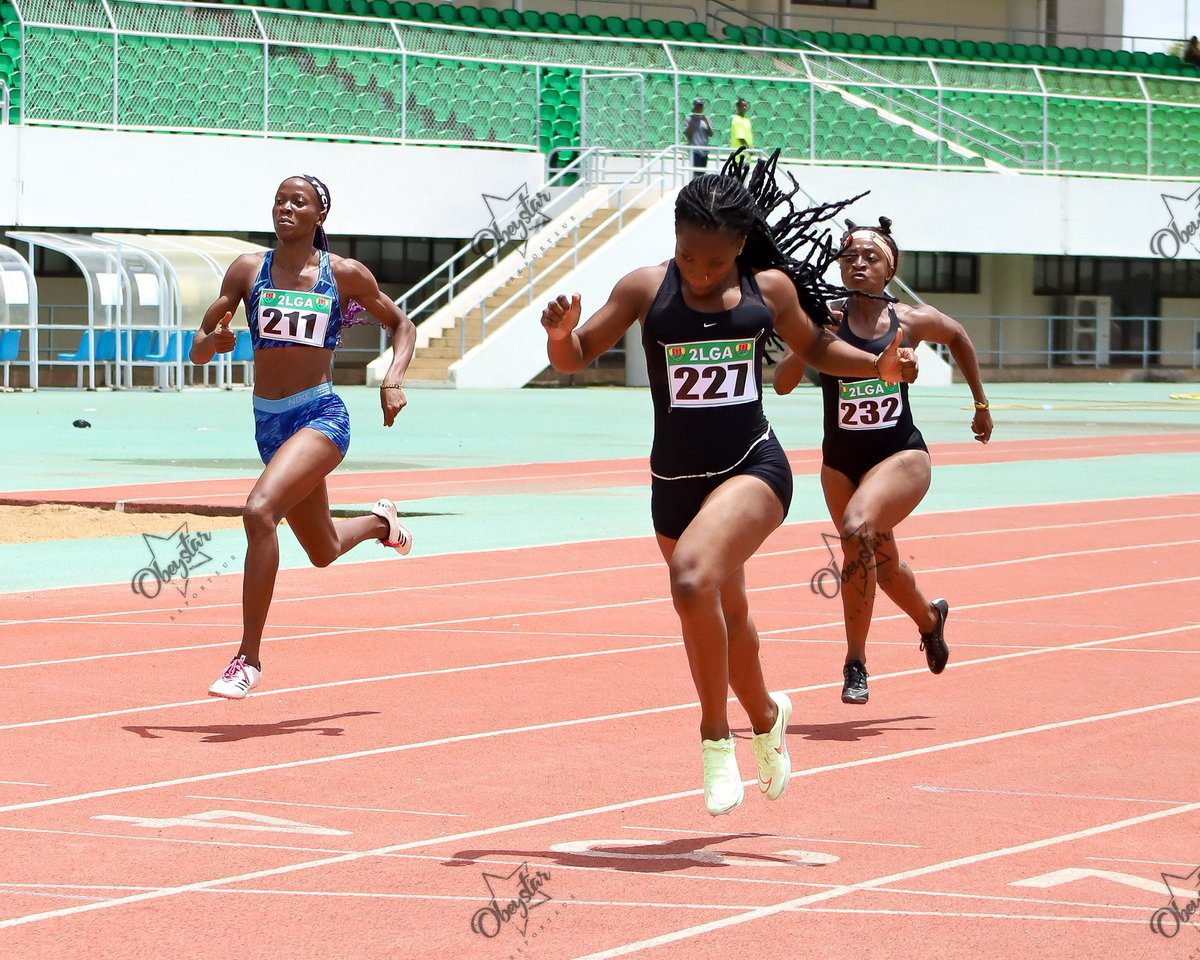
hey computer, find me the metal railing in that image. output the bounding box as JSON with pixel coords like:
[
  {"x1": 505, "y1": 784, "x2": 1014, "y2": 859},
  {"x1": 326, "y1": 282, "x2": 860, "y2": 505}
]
[
  {"x1": 397, "y1": 146, "x2": 602, "y2": 328},
  {"x1": 705, "y1": 3, "x2": 1187, "y2": 55},
  {"x1": 456, "y1": 144, "x2": 685, "y2": 359},
  {"x1": 960, "y1": 314, "x2": 1200, "y2": 370},
  {"x1": 0, "y1": 81, "x2": 8, "y2": 125},
  {"x1": 5, "y1": 0, "x2": 1198, "y2": 182}
]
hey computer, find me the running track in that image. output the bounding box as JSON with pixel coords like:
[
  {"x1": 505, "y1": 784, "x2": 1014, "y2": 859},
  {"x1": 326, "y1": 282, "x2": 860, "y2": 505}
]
[{"x1": 0, "y1": 487, "x2": 1198, "y2": 958}]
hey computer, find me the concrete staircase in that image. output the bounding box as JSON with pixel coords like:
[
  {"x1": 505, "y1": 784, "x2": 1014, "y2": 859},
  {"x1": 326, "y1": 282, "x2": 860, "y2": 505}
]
[{"x1": 403, "y1": 204, "x2": 643, "y2": 383}]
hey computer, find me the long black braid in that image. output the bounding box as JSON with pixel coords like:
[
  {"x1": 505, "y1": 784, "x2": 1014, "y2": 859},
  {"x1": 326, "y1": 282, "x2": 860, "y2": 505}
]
[{"x1": 675, "y1": 149, "x2": 888, "y2": 337}]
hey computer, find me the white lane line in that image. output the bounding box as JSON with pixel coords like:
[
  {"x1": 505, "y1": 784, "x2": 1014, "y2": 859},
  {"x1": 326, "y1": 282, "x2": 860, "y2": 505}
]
[
  {"x1": 3, "y1": 531, "x2": 1197, "y2": 675},
  {"x1": 0, "y1": 694, "x2": 1197, "y2": 932},
  {"x1": 2, "y1": 696, "x2": 1200, "y2": 936},
  {"x1": 621, "y1": 826, "x2": 921, "y2": 849},
  {"x1": 184, "y1": 795, "x2": 465, "y2": 818},
  {"x1": 915, "y1": 785, "x2": 1195, "y2": 806},
  {"x1": 0, "y1": 825, "x2": 840, "y2": 894},
  {"x1": 1086, "y1": 856, "x2": 1197, "y2": 868},
  {"x1": 0, "y1": 640, "x2": 680, "y2": 732},
  {"x1": 877, "y1": 884, "x2": 1157, "y2": 912},
  {"x1": 3, "y1": 498, "x2": 1197, "y2": 619},
  {"x1": 0, "y1": 780, "x2": 48, "y2": 787},
  {"x1": 568, "y1": 799, "x2": 1200, "y2": 959},
  {"x1": 783, "y1": 906, "x2": 1144, "y2": 925},
  {"x1": 201, "y1": 888, "x2": 750, "y2": 911}
]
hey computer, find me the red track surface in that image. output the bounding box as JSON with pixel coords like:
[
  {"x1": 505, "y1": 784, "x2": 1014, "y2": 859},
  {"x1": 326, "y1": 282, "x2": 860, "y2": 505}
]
[
  {"x1": 1, "y1": 489, "x2": 1198, "y2": 957},
  {"x1": 5, "y1": 432, "x2": 1200, "y2": 512}
]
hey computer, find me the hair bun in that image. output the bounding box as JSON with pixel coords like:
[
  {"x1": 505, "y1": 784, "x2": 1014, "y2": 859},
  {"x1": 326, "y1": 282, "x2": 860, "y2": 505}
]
[
  {"x1": 877, "y1": 215, "x2": 893, "y2": 234},
  {"x1": 844, "y1": 219, "x2": 859, "y2": 231}
]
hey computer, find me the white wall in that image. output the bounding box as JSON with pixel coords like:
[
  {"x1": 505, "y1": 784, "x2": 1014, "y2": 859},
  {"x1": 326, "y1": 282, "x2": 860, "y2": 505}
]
[
  {"x1": 0, "y1": 127, "x2": 543, "y2": 238},
  {"x1": 782, "y1": 163, "x2": 1200, "y2": 260}
]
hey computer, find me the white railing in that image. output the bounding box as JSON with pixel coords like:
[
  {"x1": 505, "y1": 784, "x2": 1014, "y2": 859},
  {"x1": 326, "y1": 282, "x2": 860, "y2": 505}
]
[
  {"x1": 456, "y1": 144, "x2": 685, "y2": 359},
  {"x1": 397, "y1": 147, "x2": 603, "y2": 328},
  {"x1": 962, "y1": 314, "x2": 1200, "y2": 369},
  {"x1": 6, "y1": 0, "x2": 1199, "y2": 181}
]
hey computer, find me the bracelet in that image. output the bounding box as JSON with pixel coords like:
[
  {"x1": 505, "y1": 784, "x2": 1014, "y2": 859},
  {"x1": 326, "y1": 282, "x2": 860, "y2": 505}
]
[
  {"x1": 380, "y1": 382, "x2": 404, "y2": 390},
  {"x1": 872, "y1": 354, "x2": 881, "y2": 378},
  {"x1": 973, "y1": 400, "x2": 989, "y2": 410}
]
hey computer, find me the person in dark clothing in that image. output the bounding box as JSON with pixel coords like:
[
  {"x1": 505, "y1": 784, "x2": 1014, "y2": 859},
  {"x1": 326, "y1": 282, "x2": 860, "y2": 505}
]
[
  {"x1": 684, "y1": 98, "x2": 714, "y2": 178},
  {"x1": 539, "y1": 151, "x2": 916, "y2": 816}
]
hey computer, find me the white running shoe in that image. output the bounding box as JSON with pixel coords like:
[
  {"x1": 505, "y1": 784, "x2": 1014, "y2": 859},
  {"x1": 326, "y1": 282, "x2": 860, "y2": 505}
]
[
  {"x1": 701, "y1": 737, "x2": 744, "y2": 816},
  {"x1": 370, "y1": 498, "x2": 412, "y2": 555},
  {"x1": 751, "y1": 692, "x2": 792, "y2": 801},
  {"x1": 208, "y1": 655, "x2": 261, "y2": 699}
]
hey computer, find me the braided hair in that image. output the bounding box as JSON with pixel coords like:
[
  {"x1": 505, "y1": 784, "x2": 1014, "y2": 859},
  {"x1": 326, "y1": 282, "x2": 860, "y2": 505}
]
[{"x1": 674, "y1": 149, "x2": 869, "y2": 327}]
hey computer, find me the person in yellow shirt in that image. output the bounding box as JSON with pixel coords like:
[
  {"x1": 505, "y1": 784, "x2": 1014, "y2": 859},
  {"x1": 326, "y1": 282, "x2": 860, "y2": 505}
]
[{"x1": 731, "y1": 98, "x2": 753, "y2": 150}]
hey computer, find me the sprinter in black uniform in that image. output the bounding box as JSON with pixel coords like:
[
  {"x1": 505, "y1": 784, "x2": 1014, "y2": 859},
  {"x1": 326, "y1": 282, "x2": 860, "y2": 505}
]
[
  {"x1": 541, "y1": 153, "x2": 917, "y2": 816},
  {"x1": 774, "y1": 217, "x2": 992, "y2": 705}
]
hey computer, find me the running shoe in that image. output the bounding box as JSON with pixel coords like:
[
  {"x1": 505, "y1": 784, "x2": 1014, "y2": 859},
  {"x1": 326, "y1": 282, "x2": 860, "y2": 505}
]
[
  {"x1": 208, "y1": 655, "x2": 261, "y2": 699},
  {"x1": 842, "y1": 659, "x2": 869, "y2": 704},
  {"x1": 371, "y1": 498, "x2": 413, "y2": 555},
  {"x1": 701, "y1": 737, "x2": 744, "y2": 816},
  {"x1": 751, "y1": 692, "x2": 792, "y2": 801},
  {"x1": 920, "y1": 599, "x2": 950, "y2": 674}
]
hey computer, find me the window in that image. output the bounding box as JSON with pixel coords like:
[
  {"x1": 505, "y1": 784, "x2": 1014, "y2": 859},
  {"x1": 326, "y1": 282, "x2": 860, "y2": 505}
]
[
  {"x1": 1035, "y1": 256, "x2": 1200, "y2": 302},
  {"x1": 909, "y1": 252, "x2": 979, "y2": 294}
]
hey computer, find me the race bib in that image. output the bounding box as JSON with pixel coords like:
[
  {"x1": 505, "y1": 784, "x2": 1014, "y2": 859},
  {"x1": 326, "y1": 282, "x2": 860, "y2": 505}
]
[
  {"x1": 838, "y1": 378, "x2": 903, "y2": 431},
  {"x1": 256, "y1": 289, "x2": 333, "y2": 347},
  {"x1": 665, "y1": 338, "x2": 757, "y2": 409}
]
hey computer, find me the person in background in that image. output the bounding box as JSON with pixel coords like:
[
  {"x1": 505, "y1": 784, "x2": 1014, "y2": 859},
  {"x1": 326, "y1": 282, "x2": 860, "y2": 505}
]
[
  {"x1": 731, "y1": 98, "x2": 753, "y2": 152},
  {"x1": 684, "y1": 98, "x2": 714, "y2": 179},
  {"x1": 1185, "y1": 36, "x2": 1200, "y2": 68}
]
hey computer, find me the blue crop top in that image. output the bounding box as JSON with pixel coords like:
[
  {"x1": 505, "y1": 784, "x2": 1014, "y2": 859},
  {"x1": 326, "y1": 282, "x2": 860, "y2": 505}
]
[{"x1": 246, "y1": 250, "x2": 344, "y2": 351}]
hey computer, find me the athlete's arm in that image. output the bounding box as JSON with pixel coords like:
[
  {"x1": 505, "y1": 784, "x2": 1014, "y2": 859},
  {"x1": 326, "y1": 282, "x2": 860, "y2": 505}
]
[
  {"x1": 191, "y1": 255, "x2": 256, "y2": 364},
  {"x1": 542, "y1": 268, "x2": 654, "y2": 373},
  {"x1": 335, "y1": 258, "x2": 417, "y2": 427},
  {"x1": 906, "y1": 304, "x2": 992, "y2": 442},
  {"x1": 771, "y1": 350, "x2": 806, "y2": 395},
  {"x1": 759, "y1": 271, "x2": 917, "y2": 384}
]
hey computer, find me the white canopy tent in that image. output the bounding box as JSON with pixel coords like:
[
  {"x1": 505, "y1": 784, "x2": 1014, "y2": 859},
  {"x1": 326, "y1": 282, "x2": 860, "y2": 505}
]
[{"x1": 0, "y1": 245, "x2": 38, "y2": 389}]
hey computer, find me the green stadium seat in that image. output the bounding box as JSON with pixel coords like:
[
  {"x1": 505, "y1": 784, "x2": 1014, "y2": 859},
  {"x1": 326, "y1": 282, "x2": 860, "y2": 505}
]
[
  {"x1": 479, "y1": 7, "x2": 499, "y2": 27},
  {"x1": 723, "y1": 25, "x2": 743, "y2": 44},
  {"x1": 521, "y1": 10, "x2": 542, "y2": 30},
  {"x1": 541, "y1": 11, "x2": 562, "y2": 32},
  {"x1": 686, "y1": 22, "x2": 708, "y2": 41},
  {"x1": 830, "y1": 32, "x2": 849, "y2": 50},
  {"x1": 583, "y1": 15, "x2": 603, "y2": 35},
  {"x1": 849, "y1": 33, "x2": 868, "y2": 52},
  {"x1": 646, "y1": 19, "x2": 666, "y2": 39},
  {"x1": 562, "y1": 13, "x2": 582, "y2": 33}
]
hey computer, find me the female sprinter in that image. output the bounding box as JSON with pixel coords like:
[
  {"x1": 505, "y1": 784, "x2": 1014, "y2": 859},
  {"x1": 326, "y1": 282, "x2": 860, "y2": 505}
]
[
  {"x1": 192, "y1": 175, "x2": 417, "y2": 699},
  {"x1": 774, "y1": 216, "x2": 992, "y2": 705},
  {"x1": 540, "y1": 153, "x2": 917, "y2": 815}
]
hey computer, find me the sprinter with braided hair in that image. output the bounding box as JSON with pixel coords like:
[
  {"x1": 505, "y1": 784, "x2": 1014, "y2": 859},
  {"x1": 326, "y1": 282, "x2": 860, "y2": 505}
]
[
  {"x1": 541, "y1": 150, "x2": 917, "y2": 816},
  {"x1": 774, "y1": 215, "x2": 992, "y2": 706}
]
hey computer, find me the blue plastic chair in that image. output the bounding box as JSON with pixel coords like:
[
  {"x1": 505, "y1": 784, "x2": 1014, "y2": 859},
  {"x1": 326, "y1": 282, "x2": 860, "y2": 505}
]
[
  {"x1": 57, "y1": 330, "x2": 116, "y2": 387},
  {"x1": 0, "y1": 328, "x2": 22, "y2": 387}
]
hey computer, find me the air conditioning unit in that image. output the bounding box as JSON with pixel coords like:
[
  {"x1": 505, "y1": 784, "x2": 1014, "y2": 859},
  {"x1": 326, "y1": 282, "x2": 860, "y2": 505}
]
[{"x1": 1065, "y1": 295, "x2": 1112, "y2": 365}]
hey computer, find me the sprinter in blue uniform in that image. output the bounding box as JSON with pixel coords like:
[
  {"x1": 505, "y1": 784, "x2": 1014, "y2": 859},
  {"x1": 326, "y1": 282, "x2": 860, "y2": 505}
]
[{"x1": 191, "y1": 175, "x2": 417, "y2": 699}]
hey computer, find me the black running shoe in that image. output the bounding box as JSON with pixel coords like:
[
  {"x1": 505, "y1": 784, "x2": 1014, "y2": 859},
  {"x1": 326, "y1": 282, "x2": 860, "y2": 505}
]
[
  {"x1": 841, "y1": 659, "x2": 869, "y2": 704},
  {"x1": 920, "y1": 599, "x2": 950, "y2": 674}
]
